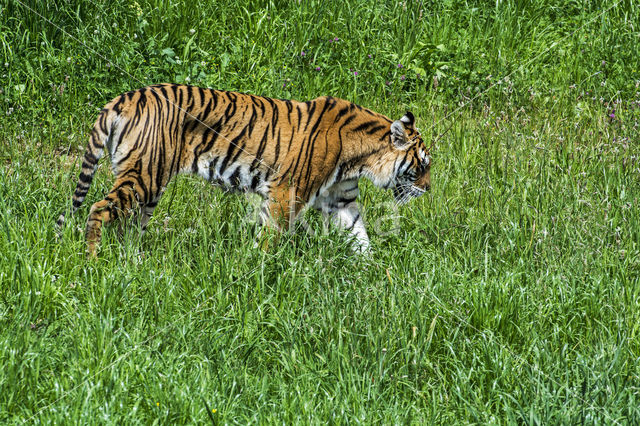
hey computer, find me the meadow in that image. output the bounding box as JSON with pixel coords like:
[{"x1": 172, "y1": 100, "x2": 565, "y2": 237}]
[{"x1": 1, "y1": 0, "x2": 639, "y2": 423}]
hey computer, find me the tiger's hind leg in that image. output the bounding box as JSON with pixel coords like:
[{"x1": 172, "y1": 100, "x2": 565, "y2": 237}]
[
  {"x1": 85, "y1": 178, "x2": 149, "y2": 257},
  {"x1": 115, "y1": 199, "x2": 159, "y2": 243}
]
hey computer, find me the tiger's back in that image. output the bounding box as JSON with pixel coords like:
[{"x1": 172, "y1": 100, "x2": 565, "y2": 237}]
[{"x1": 59, "y1": 84, "x2": 432, "y2": 256}]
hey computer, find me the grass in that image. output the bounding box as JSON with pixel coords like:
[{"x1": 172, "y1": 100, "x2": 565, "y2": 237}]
[{"x1": 1, "y1": 0, "x2": 640, "y2": 423}]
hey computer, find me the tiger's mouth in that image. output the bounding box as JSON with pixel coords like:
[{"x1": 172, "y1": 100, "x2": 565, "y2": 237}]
[{"x1": 393, "y1": 184, "x2": 426, "y2": 205}]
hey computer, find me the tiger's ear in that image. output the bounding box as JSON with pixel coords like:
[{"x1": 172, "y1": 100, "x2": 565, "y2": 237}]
[
  {"x1": 391, "y1": 112, "x2": 414, "y2": 149},
  {"x1": 400, "y1": 111, "x2": 415, "y2": 127}
]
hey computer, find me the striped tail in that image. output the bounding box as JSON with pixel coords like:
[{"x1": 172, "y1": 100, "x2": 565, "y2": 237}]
[{"x1": 56, "y1": 109, "x2": 114, "y2": 228}]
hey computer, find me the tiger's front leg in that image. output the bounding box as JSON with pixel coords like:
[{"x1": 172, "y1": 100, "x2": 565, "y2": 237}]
[
  {"x1": 254, "y1": 184, "x2": 306, "y2": 250},
  {"x1": 315, "y1": 180, "x2": 370, "y2": 252},
  {"x1": 328, "y1": 203, "x2": 370, "y2": 252}
]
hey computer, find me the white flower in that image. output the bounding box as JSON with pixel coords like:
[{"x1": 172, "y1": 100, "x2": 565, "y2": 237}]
[
  {"x1": 3, "y1": 62, "x2": 7, "y2": 67},
  {"x1": 66, "y1": 57, "x2": 71, "y2": 63},
  {"x1": 185, "y1": 76, "x2": 191, "y2": 82},
  {"x1": 189, "y1": 28, "x2": 195, "y2": 34},
  {"x1": 94, "y1": 29, "x2": 99, "y2": 34}
]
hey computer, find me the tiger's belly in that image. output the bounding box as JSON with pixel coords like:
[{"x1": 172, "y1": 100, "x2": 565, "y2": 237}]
[
  {"x1": 193, "y1": 153, "x2": 271, "y2": 196},
  {"x1": 312, "y1": 179, "x2": 359, "y2": 212}
]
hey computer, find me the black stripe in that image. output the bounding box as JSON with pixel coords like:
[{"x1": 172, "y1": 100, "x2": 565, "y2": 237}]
[
  {"x1": 79, "y1": 173, "x2": 92, "y2": 184},
  {"x1": 303, "y1": 102, "x2": 317, "y2": 132},
  {"x1": 379, "y1": 130, "x2": 391, "y2": 141},
  {"x1": 367, "y1": 125, "x2": 386, "y2": 135},
  {"x1": 265, "y1": 97, "x2": 279, "y2": 138},
  {"x1": 208, "y1": 158, "x2": 219, "y2": 182},
  {"x1": 250, "y1": 174, "x2": 260, "y2": 190},
  {"x1": 337, "y1": 196, "x2": 357, "y2": 204},
  {"x1": 335, "y1": 106, "x2": 350, "y2": 121},
  {"x1": 247, "y1": 105, "x2": 258, "y2": 136},
  {"x1": 210, "y1": 89, "x2": 218, "y2": 112},
  {"x1": 112, "y1": 117, "x2": 133, "y2": 154},
  {"x1": 347, "y1": 213, "x2": 360, "y2": 230},
  {"x1": 218, "y1": 127, "x2": 247, "y2": 174},
  {"x1": 85, "y1": 152, "x2": 98, "y2": 164},
  {"x1": 352, "y1": 120, "x2": 378, "y2": 133},
  {"x1": 301, "y1": 101, "x2": 332, "y2": 196},
  {"x1": 159, "y1": 86, "x2": 169, "y2": 104},
  {"x1": 250, "y1": 125, "x2": 270, "y2": 171},
  {"x1": 285, "y1": 100, "x2": 293, "y2": 123},
  {"x1": 341, "y1": 115, "x2": 356, "y2": 129},
  {"x1": 98, "y1": 110, "x2": 109, "y2": 133},
  {"x1": 274, "y1": 129, "x2": 281, "y2": 163},
  {"x1": 200, "y1": 96, "x2": 213, "y2": 121},
  {"x1": 112, "y1": 95, "x2": 126, "y2": 114},
  {"x1": 170, "y1": 84, "x2": 179, "y2": 101},
  {"x1": 201, "y1": 121, "x2": 222, "y2": 152},
  {"x1": 396, "y1": 153, "x2": 409, "y2": 173},
  {"x1": 73, "y1": 186, "x2": 88, "y2": 196},
  {"x1": 125, "y1": 163, "x2": 150, "y2": 203},
  {"x1": 186, "y1": 85, "x2": 194, "y2": 107},
  {"x1": 229, "y1": 166, "x2": 241, "y2": 187},
  {"x1": 224, "y1": 99, "x2": 237, "y2": 121},
  {"x1": 198, "y1": 87, "x2": 206, "y2": 107}
]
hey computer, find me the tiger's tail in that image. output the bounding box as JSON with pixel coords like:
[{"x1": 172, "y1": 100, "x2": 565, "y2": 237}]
[{"x1": 56, "y1": 108, "x2": 116, "y2": 228}]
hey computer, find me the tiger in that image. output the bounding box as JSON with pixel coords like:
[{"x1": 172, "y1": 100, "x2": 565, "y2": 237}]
[{"x1": 57, "y1": 84, "x2": 431, "y2": 256}]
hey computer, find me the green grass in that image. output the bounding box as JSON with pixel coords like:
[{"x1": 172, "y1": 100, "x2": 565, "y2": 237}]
[{"x1": 1, "y1": 0, "x2": 640, "y2": 423}]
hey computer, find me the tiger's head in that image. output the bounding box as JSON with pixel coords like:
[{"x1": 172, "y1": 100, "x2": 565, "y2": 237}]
[{"x1": 389, "y1": 112, "x2": 431, "y2": 204}]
